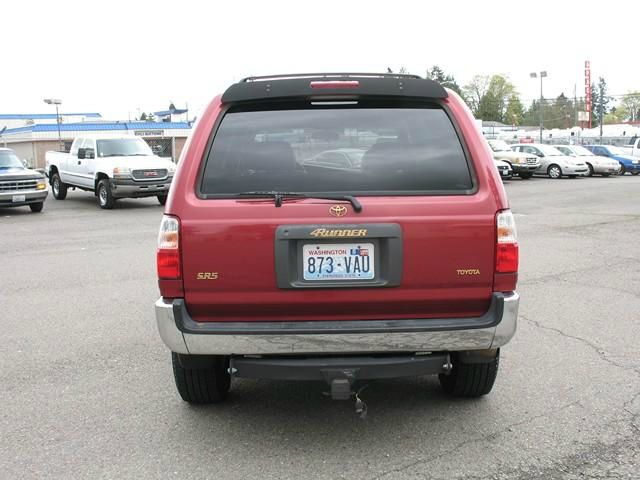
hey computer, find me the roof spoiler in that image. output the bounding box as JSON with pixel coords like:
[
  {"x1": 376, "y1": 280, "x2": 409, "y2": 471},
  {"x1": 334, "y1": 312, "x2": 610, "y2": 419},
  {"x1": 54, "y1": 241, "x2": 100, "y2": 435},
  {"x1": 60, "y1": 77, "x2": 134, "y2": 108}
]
[{"x1": 221, "y1": 73, "x2": 448, "y2": 104}]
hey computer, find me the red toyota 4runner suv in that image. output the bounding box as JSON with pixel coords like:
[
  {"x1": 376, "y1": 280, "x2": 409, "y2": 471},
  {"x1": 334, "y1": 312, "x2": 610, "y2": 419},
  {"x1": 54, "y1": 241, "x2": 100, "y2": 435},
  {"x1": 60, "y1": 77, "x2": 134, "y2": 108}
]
[{"x1": 155, "y1": 73, "x2": 519, "y2": 408}]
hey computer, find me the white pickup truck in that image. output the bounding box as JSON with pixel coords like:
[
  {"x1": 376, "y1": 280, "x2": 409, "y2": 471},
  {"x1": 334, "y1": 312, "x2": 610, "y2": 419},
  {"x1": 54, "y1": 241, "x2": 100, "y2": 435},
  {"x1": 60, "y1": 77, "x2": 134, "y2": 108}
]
[
  {"x1": 619, "y1": 136, "x2": 640, "y2": 158},
  {"x1": 45, "y1": 135, "x2": 176, "y2": 209}
]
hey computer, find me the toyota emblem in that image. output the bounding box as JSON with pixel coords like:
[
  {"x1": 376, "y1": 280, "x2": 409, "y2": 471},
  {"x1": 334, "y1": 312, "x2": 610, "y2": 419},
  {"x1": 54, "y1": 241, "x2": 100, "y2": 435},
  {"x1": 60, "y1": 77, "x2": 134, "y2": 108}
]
[{"x1": 329, "y1": 205, "x2": 347, "y2": 217}]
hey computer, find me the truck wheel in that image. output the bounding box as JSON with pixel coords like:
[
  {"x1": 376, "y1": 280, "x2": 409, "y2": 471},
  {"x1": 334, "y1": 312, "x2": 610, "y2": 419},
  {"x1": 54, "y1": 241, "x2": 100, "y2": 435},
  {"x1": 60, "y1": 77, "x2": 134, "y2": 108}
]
[
  {"x1": 519, "y1": 172, "x2": 533, "y2": 180},
  {"x1": 157, "y1": 194, "x2": 168, "y2": 206},
  {"x1": 547, "y1": 164, "x2": 562, "y2": 179},
  {"x1": 97, "y1": 179, "x2": 115, "y2": 209},
  {"x1": 439, "y1": 350, "x2": 500, "y2": 397},
  {"x1": 632, "y1": 172, "x2": 639, "y2": 176},
  {"x1": 172, "y1": 353, "x2": 230, "y2": 404},
  {"x1": 29, "y1": 202, "x2": 44, "y2": 213},
  {"x1": 51, "y1": 173, "x2": 68, "y2": 200}
]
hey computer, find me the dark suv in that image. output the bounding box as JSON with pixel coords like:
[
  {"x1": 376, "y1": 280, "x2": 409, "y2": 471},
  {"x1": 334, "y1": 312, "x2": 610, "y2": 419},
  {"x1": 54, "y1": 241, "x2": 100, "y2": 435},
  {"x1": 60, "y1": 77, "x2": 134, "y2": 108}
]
[{"x1": 155, "y1": 73, "x2": 519, "y2": 408}]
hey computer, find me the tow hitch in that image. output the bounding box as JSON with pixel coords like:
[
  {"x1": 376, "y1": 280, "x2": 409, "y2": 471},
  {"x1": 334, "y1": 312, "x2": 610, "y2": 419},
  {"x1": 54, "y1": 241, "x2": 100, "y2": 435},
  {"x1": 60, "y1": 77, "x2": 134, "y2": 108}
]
[{"x1": 229, "y1": 353, "x2": 452, "y2": 416}]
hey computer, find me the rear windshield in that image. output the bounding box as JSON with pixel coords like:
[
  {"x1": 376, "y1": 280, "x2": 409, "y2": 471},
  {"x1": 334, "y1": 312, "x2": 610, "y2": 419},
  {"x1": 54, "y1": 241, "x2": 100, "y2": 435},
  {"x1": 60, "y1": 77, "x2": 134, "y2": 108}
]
[{"x1": 200, "y1": 104, "x2": 473, "y2": 196}]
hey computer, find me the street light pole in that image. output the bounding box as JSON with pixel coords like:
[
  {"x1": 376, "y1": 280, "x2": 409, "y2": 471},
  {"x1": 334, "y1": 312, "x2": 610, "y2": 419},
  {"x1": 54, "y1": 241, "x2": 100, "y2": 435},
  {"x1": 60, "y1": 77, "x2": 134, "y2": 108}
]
[
  {"x1": 530, "y1": 71, "x2": 547, "y2": 143},
  {"x1": 44, "y1": 98, "x2": 63, "y2": 151}
]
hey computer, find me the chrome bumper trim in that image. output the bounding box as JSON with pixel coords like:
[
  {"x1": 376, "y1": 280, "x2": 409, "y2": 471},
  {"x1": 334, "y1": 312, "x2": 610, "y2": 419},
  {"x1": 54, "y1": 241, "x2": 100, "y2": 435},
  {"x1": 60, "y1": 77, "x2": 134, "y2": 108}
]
[{"x1": 155, "y1": 293, "x2": 519, "y2": 355}]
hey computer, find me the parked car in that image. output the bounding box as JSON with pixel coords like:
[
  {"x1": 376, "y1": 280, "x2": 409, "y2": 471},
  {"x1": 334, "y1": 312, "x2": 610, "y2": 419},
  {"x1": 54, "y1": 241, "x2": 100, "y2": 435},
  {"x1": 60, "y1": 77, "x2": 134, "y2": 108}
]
[
  {"x1": 45, "y1": 136, "x2": 176, "y2": 209},
  {"x1": 511, "y1": 143, "x2": 588, "y2": 179},
  {"x1": 0, "y1": 148, "x2": 48, "y2": 212},
  {"x1": 155, "y1": 73, "x2": 519, "y2": 408},
  {"x1": 494, "y1": 159, "x2": 513, "y2": 180},
  {"x1": 487, "y1": 139, "x2": 539, "y2": 179},
  {"x1": 555, "y1": 145, "x2": 620, "y2": 176},
  {"x1": 618, "y1": 136, "x2": 640, "y2": 158},
  {"x1": 583, "y1": 145, "x2": 640, "y2": 175}
]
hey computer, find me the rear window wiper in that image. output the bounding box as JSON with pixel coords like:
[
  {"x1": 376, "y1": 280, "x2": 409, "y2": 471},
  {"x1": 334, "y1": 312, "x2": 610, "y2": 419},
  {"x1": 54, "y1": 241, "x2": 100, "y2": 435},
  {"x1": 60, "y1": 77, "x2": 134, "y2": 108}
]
[{"x1": 235, "y1": 191, "x2": 362, "y2": 213}]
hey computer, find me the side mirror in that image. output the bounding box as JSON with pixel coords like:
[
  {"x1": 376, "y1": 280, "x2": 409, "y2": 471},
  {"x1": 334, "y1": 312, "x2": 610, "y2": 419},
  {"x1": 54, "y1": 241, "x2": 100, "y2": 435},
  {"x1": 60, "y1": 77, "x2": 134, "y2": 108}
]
[
  {"x1": 536, "y1": 152, "x2": 544, "y2": 157},
  {"x1": 77, "y1": 148, "x2": 86, "y2": 159},
  {"x1": 85, "y1": 148, "x2": 95, "y2": 159}
]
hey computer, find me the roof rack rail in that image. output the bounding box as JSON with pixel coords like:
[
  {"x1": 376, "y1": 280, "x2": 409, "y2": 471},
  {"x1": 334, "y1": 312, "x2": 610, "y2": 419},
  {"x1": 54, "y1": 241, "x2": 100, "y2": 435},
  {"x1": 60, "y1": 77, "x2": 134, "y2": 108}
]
[{"x1": 241, "y1": 72, "x2": 423, "y2": 83}]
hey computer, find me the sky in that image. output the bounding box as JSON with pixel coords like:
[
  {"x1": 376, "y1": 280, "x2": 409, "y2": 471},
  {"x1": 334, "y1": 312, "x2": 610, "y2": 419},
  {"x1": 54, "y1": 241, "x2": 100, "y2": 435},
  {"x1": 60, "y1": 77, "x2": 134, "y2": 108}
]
[{"x1": 1, "y1": 0, "x2": 639, "y2": 121}]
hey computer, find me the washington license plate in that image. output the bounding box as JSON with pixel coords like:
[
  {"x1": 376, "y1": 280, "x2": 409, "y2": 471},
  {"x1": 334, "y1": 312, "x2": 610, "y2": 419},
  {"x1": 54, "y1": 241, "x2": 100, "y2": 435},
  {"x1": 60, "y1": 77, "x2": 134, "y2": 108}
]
[{"x1": 303, "y1": 243, "x2": 375, "y2": 281}]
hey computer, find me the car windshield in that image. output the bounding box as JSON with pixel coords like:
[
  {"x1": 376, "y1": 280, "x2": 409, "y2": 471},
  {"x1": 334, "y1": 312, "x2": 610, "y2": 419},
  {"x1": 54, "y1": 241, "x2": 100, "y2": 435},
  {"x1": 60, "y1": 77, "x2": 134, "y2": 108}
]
[
  {"x1": 488, "y1": 140, "x2": 511, "y2": 152},
  {"x1": 607, "y1": 146, "x2": 624, "y2": 155},
  {"x1": 0, "y1": 150, "x2": 25, "y2": 169},
  {"x1": 539, "y1": 145, "x2": 563, "y2": 156},
  {"x1": 96, "y1": 138, "x2": 153, "y2": 157},
  {"x1": 200, "y1": 104, "x2": 474, "y2": 195},
  {"x1": 571, "y1": 146, "x2": 594, "y2": 156}
]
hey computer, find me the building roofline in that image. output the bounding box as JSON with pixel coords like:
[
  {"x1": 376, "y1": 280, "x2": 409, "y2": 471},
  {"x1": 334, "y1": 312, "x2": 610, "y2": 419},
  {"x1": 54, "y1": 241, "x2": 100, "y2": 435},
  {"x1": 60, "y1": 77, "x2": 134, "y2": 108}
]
[
  {"x1": 0, "y1": 113, "x2": 102, "y2": 120},
  {"x1": 1, "y1": 121, "x2": 191, "y2": 135}
]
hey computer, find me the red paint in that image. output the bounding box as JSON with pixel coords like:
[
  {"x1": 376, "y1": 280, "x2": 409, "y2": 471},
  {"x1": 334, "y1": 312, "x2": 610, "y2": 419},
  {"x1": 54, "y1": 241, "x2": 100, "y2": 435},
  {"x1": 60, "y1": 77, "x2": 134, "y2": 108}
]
[{"x1": 159, "y1": 86, "x2": 517, "y2": 321}]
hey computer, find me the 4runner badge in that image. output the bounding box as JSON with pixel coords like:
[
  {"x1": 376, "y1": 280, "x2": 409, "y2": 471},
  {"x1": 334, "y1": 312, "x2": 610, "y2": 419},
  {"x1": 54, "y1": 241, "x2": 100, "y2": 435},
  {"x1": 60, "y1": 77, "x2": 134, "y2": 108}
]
[
  {"x1": 309, "y1": 228, "x2": 368, "y2": 238},
  {"x1": 329, "y1": 205, "x2": 348, "y2": 217}
]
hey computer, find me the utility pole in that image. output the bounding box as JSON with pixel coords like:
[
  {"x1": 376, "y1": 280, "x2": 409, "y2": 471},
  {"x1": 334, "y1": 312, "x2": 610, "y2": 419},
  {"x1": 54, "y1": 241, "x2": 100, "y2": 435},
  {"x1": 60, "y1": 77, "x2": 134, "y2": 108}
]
[
  {"x1": 44, "y1": 98, "x2": 63, "y2": 151},
  {"x1": 530, "y1": 71, "x2": 547, "y2": 142},
  {"x1": 574, "y1": 84, "x2": 578, "y2": 127},
  {"x1": 599, "y1": 90, "x2": 604, "y2": 143}
]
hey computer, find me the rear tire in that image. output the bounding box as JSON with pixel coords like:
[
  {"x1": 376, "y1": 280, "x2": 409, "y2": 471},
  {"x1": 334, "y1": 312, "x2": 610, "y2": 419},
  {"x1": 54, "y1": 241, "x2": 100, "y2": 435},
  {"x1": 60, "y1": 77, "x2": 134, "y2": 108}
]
[
  {"x1": 157, "y1": 194, "x2": 168, "y2": 206},
  {"x1": 172, "y1": 353, "x2": 231, "y2": 404},
  {"x1": 439, "y1": 350, "x2": 500, "y2": 397},
  {"x1": 519, "y1": 172, "x2": 533, "y2": 180},
  {"x1": 29, "y1": 202, "x2": 44, "y2": 213},
  {"x1": 51, "y1": 173, "x2": 67, "y2": 200},
  {"x1": 632, "y1": 172, "x2": 639, "y2": 176},
  {"x1": 97, "y1": 179, "x2": 115, "y2": 209}
]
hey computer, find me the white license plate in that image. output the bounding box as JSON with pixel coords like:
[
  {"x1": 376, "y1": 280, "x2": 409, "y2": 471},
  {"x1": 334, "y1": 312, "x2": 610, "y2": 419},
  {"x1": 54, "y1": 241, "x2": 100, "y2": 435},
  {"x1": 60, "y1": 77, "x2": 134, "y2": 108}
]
[
  {"x1": 303, "y1": 243, "x2": 375, "y2": 281},
  {"x1": 12, "y1": 195, "x2": 26, "y2": 203}
]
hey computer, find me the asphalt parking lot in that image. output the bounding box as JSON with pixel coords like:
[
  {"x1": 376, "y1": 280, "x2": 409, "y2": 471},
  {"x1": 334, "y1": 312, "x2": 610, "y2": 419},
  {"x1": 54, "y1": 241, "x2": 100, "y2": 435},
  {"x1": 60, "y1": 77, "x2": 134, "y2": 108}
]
[{"x1": 1, "y1": 176, "x2": 639, "y2": 479}]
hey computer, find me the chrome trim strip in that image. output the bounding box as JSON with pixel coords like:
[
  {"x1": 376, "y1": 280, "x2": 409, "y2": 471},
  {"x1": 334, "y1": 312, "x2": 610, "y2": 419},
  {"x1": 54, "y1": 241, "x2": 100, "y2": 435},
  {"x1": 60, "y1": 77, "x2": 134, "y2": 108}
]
[{"x1": 155, "y1": 293, "x2": 519, "y2": 355}]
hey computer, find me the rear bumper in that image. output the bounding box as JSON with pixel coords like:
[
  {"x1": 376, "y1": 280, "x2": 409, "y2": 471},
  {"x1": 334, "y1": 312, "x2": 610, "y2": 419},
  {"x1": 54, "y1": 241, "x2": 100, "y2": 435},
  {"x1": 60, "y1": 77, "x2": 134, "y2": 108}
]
[
  {"x1": 155, "y1": 292, "x2": 519, "y2": 355},
  {"x1": 0, "y1": 189, "x2": 48, "y2": 207},
  {"x1": 110, "y1": 178, "x2": 172, "y2": 198}
]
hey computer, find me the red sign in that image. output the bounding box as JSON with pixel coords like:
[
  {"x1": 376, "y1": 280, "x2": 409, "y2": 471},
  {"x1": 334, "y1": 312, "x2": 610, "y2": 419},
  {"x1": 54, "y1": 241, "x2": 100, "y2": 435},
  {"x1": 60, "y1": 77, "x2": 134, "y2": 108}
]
[{"x1": 584, "y1": 60, "x2": 592, "y2": 128}]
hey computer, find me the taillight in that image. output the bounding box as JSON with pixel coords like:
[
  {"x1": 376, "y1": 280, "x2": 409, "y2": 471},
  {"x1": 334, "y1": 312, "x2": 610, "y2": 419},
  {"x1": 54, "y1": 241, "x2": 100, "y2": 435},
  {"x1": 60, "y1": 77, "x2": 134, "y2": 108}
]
[
  {"x1": 310, "y1": 80, "x2": 360, "y2": 89},
  {"x1": 496, "y1": 210, "x2": 518, "y2": 273},
  {"x1": 157, "y1": 215, "x2": 181, "y2": 279}
]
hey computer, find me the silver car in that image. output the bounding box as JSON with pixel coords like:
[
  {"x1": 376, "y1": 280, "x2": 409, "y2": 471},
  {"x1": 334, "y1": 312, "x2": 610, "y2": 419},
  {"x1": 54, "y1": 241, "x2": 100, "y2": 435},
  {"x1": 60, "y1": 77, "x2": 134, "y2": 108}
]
[
  {"x1": 555, "y1": 145, "x2": 621, "y2": 176},
  {"x1": 511, "y1": 143, "x2": 589, "y2": 179}
]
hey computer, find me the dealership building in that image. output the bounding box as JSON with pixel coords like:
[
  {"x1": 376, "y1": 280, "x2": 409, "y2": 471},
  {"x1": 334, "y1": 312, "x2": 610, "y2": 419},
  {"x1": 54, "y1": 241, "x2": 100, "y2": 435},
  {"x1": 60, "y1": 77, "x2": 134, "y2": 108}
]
[{"x1": 0, "y1": 112, "x2": 191, "y2": 169}]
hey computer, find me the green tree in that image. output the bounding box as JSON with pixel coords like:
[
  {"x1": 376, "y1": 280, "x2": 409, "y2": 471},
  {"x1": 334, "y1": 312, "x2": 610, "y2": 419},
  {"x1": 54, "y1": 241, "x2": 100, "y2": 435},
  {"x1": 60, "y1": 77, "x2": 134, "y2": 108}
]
[
  {"x1": 139, "y1": 112, "x2": 148, "y2": 121},
  {"x1": 505, "y1": 94, "x2": 525, "y2": 125},
  {"x1": 462, "y1": 75, "x2": 490, "y2": 115},
  {"x1": 590, "y1": 77, "x2": 611, "y2": 127},
  {"x1": 620, "y1": 91, "x2": 640, "y2": 122},
  {"x1": 469, "y1": 74, "x2": 516, "y2": 122},
  {"x1": 426, "y1": 65, "x2": 463, "y2": 97}
]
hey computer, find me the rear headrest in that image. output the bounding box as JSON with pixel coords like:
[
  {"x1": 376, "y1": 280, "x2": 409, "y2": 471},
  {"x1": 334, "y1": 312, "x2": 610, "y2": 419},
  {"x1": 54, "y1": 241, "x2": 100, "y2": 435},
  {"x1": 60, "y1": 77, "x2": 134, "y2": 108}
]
[{"x1": 239, "y1": 141, "x2": 296, "y2": 173}]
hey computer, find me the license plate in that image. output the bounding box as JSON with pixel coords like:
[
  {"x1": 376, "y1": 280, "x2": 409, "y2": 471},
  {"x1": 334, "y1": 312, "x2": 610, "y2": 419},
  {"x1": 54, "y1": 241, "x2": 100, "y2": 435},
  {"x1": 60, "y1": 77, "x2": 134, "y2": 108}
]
[
  {"x1": 12, "y1": 195, "x2": 26, "y2": 203},
  {"x1": 501, "y1": 170, "x2": 509, "y2": 176},
  {"x1": 303, "y1": 243, "x2": 375, "y2": 281}
]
